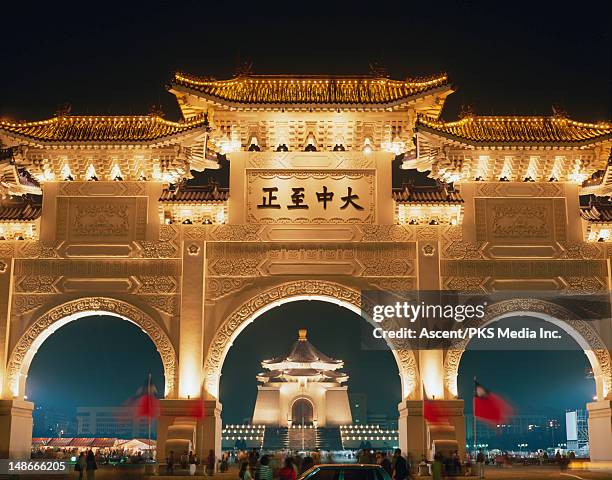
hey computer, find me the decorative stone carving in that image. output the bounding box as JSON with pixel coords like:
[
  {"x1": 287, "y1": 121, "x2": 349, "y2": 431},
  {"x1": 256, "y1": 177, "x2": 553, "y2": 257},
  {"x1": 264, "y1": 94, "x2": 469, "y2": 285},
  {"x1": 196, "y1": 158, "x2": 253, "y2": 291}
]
[
  {"x1": 12, "y1": 295, "x2": 48, "y2": 315},
  {"x1": 421, "y1": 244, "x2": 436, "y2": 256},
  {"x1": 359, "y1": 225, "x2": 415, "y2": 242},
  {"x1": 14, "y1": 275, "x2": 57, "y2": 293},
  {"x1": 206, "y1": 278, "x2": 255, "y2": 300},
  {"x1": 57, "y1": 197, "x2": 147, "y2": 241},
  {"x1": 6, "y1": 297, "x2": 177, "y2": 397},
  {"x1": 187, "y1": 244, "x2": 200, "y2": 255},
  {"x1": 139, "y1": 241, "x2": 180, "y2": 259},
  {"x1": 137, "y1": 276, "x2": 178, "y2": 294},
  {"x1": 475, "y1": 182, "x2": 564, "y2": 198},
  {"x1": 202, "y1": 280, "x2": 418, "y2": 399},
  {"x1": 475, "y1": 198, "x2": 566, "y2": 243},
  {"x1": 59, "y1": 181, "x2": 147, "y2": 197},
  {"x1": 443, "y1": 299, "x2": 612, "y2": 398},
  {"x1": 141, "y1": 295, "x2": 180, "y2": 316}
]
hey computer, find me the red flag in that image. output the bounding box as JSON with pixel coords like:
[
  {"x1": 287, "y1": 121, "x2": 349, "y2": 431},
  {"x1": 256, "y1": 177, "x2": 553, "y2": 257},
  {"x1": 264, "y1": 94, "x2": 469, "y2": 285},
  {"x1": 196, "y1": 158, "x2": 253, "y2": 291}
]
[
  {"x1": 474, "y1": 381, "x2": 513, "y2": 426},
  {"x1": 133, "y1": 375, "x2": 159, "y2": 419},
  {"x1": 423, "y1": 387, "x2": 448, "y2": 423},
  {"x1": 188, "y1": 398, "x2": 206, "y2": 419},
  {"x1": 135, "y1": 393, "x2": 160, "y2": 418}
]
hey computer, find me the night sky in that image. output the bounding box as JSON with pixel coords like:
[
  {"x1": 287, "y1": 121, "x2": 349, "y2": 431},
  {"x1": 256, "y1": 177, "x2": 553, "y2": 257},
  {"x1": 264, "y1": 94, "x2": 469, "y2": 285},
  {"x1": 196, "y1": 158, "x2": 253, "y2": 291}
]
[
  {"x1": 0, "y1": 2, "x2": 610, "y2": 122},
  {"x1": 11, "y1": 0, "x2": 610, "y2": 430}
]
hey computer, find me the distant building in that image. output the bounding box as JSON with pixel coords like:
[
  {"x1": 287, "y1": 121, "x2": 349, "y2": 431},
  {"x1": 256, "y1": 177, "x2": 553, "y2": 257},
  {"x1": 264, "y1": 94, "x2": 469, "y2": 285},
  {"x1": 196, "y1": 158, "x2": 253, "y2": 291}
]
[
  {"x1": 76, "y1": 407, "x2": 154, "y2": 439},
  {"x1": 252, "y1": 329, "x2": 352, "y2": 427},
  {"x1": 466, "y1": 414, "x2": 562, "y2": 450},
  {"x1": 349, "y1": 393, "x2": 367, "y2": 424},
  {"x1": 33, "y1": 405, "x2": 76, "y2": 437},
  {"x1": 566, "y1": 410, "x2": 589, "y2": 455},
  {"x1": 367, "y1": 413, "x2": 397, "y2": 431}
]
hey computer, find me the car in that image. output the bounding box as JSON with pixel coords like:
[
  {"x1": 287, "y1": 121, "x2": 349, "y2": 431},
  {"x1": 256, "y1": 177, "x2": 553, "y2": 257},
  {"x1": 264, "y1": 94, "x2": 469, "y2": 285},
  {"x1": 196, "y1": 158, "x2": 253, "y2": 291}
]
[{"x1": 298, "y1": 463, "x2": 392, "y2": 480}]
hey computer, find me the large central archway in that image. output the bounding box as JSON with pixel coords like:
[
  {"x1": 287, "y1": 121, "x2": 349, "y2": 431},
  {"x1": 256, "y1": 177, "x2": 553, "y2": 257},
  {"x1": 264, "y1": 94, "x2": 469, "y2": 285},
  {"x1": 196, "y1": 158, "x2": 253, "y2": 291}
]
[
  {"x1": 203, "y1": 280, "x2": 418, "y2": 400},
  {"x1": 6, "y1": 297, "x2": 178, "y2": 399}
]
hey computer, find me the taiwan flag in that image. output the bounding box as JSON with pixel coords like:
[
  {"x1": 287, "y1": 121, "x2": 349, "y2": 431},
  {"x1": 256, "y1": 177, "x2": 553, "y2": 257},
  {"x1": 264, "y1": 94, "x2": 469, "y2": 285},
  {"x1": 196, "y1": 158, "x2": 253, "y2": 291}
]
[
  {"x1": 423, "y1": 386, "x2": 448, "y2": 423},
  {"x1": 134, "y1": 375, "x2": 160, "y2": 419},
  {"x1": 474, "y1": 381, "x2": 513, "y2": 426}
]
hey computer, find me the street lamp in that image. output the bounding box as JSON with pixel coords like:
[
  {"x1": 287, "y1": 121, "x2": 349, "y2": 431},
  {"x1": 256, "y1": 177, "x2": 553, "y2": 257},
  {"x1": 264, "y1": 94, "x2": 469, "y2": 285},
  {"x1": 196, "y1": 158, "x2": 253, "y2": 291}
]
[{"x1": 518, "y1": 443, "x2": 528, "y2": 456}]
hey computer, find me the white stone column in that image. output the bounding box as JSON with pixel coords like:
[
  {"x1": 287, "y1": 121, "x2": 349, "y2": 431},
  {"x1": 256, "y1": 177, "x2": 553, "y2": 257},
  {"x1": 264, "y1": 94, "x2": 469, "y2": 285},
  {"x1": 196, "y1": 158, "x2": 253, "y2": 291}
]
[
  {"x1": 587, "y1": 400, "x2": 612, "y2": 461},
  {"x1": 0, "y1": 399, "x2": 34, "y2": 459}
]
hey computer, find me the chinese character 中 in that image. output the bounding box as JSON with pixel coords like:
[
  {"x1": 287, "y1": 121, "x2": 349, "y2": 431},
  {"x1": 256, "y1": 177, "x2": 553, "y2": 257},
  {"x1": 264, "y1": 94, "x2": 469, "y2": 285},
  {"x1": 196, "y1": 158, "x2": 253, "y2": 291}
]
[{"x1": 316, "y1": 186, "x2": 334, "y2": 210}]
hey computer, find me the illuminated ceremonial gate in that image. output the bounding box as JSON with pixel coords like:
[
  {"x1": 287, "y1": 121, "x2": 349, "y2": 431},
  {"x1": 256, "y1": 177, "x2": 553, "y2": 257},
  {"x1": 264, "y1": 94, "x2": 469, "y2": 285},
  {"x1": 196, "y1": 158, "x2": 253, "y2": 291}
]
[{"x1": 0, "y1": 69, "x2": 611, "y2": 463}]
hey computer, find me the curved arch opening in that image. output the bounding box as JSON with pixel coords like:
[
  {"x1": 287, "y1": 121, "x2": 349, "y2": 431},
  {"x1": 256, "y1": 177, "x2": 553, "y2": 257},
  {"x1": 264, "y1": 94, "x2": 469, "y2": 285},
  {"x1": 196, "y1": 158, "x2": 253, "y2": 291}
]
[
  {"x1": 205, "y1": 285, "x2": 417, "y2": 401},
  {"x1": 219, "y1": 300, "x2": 402, "y2": 430},
  {"x1": 27, "y1": 315, "x2": 165, "y2": 438},
  {"x1": 14, "y1": 310, "x2": 169, "y2": 399},
  {"x1": 457, "y1": 314, "x2": 597, "y2": 452},
  {"x1": 7, "y1": 298, "x2": 177, "y2": 399}
]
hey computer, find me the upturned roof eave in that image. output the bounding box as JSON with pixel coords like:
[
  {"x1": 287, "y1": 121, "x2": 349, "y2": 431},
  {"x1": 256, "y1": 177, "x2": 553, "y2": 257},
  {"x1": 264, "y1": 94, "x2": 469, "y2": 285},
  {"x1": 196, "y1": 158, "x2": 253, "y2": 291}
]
[{"x1": 169, "y1": 82, "x2": 453, "y2": 111}]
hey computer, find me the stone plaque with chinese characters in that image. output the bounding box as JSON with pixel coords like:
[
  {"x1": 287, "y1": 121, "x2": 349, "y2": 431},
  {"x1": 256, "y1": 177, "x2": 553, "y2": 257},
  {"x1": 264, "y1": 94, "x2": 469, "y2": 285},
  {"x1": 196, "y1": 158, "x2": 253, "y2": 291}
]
[{"x1": 246, "y1": 170, "x2": 375, "y2": 223}]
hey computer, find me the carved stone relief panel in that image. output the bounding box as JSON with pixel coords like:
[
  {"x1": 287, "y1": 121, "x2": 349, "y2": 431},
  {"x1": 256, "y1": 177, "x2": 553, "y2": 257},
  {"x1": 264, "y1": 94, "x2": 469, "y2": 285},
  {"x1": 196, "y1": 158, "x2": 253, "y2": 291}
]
[
  {"x1": 56, "y1": 197, "x2": 147, "y2": 241},
  {"x1": 474, "y1": 198, "x2": 566, "y2": 243}
]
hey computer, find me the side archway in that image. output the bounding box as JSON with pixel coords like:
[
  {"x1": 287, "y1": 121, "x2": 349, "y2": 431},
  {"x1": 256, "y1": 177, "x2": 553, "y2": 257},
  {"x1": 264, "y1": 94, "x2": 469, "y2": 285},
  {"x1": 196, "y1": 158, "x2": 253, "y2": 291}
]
[
  {"x1": 203, "y1": 280, "x2": 418, "y2": 400},
  {"x1": 6, "y1": 297, "x2": 177, "y2": 398},
  {"x1": 443, "y1": 298, "x2": 612, "y2": 400}
]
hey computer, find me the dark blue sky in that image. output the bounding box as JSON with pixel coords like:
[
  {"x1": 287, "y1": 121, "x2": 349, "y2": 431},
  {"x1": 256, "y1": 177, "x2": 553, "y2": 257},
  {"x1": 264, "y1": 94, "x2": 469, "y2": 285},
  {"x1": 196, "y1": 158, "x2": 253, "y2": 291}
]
[
  {"x1": 27, "y1": 304, "x2": 594, "y2": 424},
  {"x1": 0, "y1": 1, "x2": 610, "y2": 122}
]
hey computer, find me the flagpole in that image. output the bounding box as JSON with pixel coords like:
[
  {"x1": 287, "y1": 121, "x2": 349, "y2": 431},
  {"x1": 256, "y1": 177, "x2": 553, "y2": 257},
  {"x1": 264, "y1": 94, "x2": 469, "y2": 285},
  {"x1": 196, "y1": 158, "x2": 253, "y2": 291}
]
[
  {"x1": 422, "y1": 382, "x2": 426, "y2": 460},
  {"x1": 473, "y1": 376, "x2": 477, "y2": 458},
  {"x1": 148, "y1": 373, "x2": 152, "y2": 461}
]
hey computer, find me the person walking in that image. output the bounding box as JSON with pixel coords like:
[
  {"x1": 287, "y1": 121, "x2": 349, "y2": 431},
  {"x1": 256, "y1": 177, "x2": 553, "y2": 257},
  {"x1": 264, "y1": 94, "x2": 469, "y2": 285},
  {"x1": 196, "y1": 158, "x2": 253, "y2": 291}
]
[
  {"x1": 189, "y1": 450, "x2": 197, "y2": 476},
  {"x1": 256, "y1": 455, "x2": 273, "y2": 480},
  {"x1": 75, "y1": 452, "x2": 86, "y2": 480},
  {"x1": 239, "y1": 462, "x2": 253, "y2": 480},
  {"x1": 431, "y1": 453, "x2": 443, "y2": 480},
  {"x1": 206, "y1": 449, "x2": 216, "y2": 476},
  {"x1": 85, "y1": 450, "x2": 97, "y2": 480},
  {"x1": 279, "y1": 457, "x2": 296, "y2": 480},
  {"x1": 392, "y1": 449, "x2": 408, "y2": 480},
  {"x1": 380, "y1": 452, "x2": 393, "y2": 477},
  {"x1": 476, "y1": 449, "x2": 486, "y2": 479},
  {"x1": 166, "y1": 450, "x2": 175, "y2": 475}
]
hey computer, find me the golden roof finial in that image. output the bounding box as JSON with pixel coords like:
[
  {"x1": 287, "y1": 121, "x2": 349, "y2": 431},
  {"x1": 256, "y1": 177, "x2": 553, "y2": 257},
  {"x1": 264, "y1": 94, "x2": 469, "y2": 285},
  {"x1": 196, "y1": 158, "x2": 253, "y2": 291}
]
[{"x1": 298, "y1": 329, "x2": 308, "y2": 341}]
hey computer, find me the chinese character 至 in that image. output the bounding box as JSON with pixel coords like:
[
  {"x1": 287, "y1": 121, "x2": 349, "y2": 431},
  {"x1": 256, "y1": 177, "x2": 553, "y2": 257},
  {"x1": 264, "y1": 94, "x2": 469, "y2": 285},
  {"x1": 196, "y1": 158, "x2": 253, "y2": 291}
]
[{"x1": 287, "y1": 187, "x2": 309, "y2": 209}]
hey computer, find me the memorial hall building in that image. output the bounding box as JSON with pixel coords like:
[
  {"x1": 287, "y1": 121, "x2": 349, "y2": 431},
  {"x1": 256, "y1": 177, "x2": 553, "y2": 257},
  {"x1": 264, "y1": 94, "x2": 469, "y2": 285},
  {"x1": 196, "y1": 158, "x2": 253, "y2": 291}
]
[{"x1": 0, "y1": 68, "x2": 611, "y2": 463}]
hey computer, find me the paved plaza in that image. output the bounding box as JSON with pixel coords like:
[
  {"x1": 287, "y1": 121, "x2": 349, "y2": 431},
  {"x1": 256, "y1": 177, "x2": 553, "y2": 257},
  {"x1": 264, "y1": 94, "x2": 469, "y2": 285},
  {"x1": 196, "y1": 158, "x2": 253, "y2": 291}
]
[{"x1": 2, "y1": 464, "x2": 612, "y2": 480}]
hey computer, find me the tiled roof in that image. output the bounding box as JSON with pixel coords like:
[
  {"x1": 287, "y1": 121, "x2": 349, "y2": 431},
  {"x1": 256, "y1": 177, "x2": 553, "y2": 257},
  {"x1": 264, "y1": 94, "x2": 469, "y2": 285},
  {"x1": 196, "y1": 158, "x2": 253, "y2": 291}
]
[
  {"x1": 263, "y1": 329, "x2": 342, "y2": 366},
  {"x1": 580, "y1": 195, "x2": 612, "y2": 222},
  {"x1": 392, "y1": 183, "x2": 463, "y2": 204},
  {"x1": 0, "y1": 195, "x2": 42, "y2": 221},
  {"x1": 172, "y1": 72, "x2": 450, "y2": 107},
  {"x1": 0, "y1": 115, "x2": 207, "y2": 145},
  {"x1": 159, "y1": 183, "x2": 229, "y2": 202},
  {"x1": 416, "y1": 115, "x2": 612, "y2": 146}
]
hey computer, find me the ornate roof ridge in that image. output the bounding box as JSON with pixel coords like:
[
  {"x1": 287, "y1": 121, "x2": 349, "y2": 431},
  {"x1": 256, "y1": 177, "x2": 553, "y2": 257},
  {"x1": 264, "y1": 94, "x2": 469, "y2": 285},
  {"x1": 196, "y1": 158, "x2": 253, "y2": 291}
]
[
  {"x1": 174, "y1": 71, "x2": 448, "y2": 86},
  {"x1": 0, "y1": 114, "x2": 205, "y2": 128},
  {"x1": 0, "y1": 114, "x2": 208, "y2": 144},
  {"x1": 417, "y1": 113, "x2": 612, "y2": 128},
  {"x1": 416, "y1": 113, "x2": 612, "y2": 145},
  {"x1": 171, "y1": 71, "x2": 451, "y2": 107}
]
